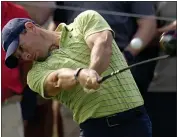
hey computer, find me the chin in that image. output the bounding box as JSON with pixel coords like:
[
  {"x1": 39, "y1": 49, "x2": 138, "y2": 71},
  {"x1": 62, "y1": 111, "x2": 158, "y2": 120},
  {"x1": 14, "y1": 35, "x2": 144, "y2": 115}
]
[
  {"x1": 37, "y1": 58, "x2": 46, "y2": 62},
  {"x1": 37, "y1": 56, "x2": 48, "y2": 62}
]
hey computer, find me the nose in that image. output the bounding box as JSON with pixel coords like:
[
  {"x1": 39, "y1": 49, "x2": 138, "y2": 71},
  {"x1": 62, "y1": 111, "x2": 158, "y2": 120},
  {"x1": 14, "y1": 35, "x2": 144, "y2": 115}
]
[{"x1": 21, "y1": 52, "x2": 32, "y2": 61}]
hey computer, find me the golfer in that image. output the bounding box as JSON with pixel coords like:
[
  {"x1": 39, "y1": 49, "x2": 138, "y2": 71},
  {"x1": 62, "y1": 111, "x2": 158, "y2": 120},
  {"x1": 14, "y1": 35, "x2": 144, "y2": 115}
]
[{"x1": 2, "y1": 10, "x2": 152, "y2": 137}]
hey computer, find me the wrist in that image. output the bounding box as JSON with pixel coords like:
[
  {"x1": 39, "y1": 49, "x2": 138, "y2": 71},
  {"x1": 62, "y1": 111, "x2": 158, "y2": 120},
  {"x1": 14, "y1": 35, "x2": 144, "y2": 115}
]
[{"x1": 74, "y1": 68, "x2": 84, "y2": 83}]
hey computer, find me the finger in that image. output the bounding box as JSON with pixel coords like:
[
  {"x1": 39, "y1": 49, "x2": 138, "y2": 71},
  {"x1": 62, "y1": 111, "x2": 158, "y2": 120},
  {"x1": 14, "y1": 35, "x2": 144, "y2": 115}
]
[
  {"x1": 91, "y1": 77, "x2": 100, "y2": 90},
  {"x1": 91, "y1": 72, "x2": 101, "y2": 89},
  {"x1": 94, "y1": 72, "x2": 101, "y2": 84},
  {"x1": 85, "y1": 77, "x2": 93, "y2": 89}
]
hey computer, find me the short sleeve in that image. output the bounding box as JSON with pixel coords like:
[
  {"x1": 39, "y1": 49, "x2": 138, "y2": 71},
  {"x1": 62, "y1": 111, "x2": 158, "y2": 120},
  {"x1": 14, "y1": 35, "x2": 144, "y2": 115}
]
[
  {"x1": 74, "y1": 10, "x2": 115, "y2": 40},
  {"x1": 27, "y1": 63, "x2": 55, "y2": 99}
]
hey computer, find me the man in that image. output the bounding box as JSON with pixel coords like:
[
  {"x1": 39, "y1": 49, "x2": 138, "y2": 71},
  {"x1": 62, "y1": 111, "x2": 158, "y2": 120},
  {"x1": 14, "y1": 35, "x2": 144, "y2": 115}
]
[{"x1": 2, "y1": 10, "x2": 152, "y2": 137}]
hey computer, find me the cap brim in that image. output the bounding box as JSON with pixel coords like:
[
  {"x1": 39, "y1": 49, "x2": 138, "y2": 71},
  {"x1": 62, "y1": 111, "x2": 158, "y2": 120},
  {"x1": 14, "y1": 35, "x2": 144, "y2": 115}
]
[{"x1": 5, "y1": 38, "x2": 19, "y2": 68}]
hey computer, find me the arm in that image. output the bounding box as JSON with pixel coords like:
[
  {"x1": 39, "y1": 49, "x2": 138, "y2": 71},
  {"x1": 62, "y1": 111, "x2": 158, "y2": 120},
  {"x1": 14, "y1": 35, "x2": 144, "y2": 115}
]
[
  {"x1": 125, "y1": 16, "x2": 157, "y2": 56},
  {"x1": 27, "y1": 64, "x2": 101, "y2": 98},
  {"x1": 75, "y1": 10, "x2": 114, "y2": 74},
  {"x1": 86, "y1": 30, "x2": 113, "y2": 75},
  {"x1": 125, "y1": 2, "x2": 157, "y2": 56},
  {"x1": 158, "y1": 20, "x2": 176, "y2": 33},
  {"x1": 48, "y1": 21, "x2": 57, "y2": 31},
  {"x1": 43, "y1": 68, "x2": 101, "y2": 97}
]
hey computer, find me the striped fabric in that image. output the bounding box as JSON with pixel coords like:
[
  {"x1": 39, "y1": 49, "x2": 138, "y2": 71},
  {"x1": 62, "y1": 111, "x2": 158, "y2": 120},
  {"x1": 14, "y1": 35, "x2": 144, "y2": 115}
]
[{"x1": 27, "y1": 10, "x2": 144, "y2": 124}]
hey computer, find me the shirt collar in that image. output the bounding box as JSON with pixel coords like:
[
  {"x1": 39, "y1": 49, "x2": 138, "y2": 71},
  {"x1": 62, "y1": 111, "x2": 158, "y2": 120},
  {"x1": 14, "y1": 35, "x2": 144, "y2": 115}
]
[
  {"x1": 55, "y1": 23, "x2": 73, "y2": 46},
  {"x1": 55, "y1": 23, "x2": 67, "y2": 46}
]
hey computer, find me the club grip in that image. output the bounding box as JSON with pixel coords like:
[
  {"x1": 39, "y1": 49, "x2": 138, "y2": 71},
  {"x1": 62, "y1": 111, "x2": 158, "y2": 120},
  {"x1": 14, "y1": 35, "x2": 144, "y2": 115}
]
[{"x1": 97, "y1": 75, "x2": 112, "y2": 84}]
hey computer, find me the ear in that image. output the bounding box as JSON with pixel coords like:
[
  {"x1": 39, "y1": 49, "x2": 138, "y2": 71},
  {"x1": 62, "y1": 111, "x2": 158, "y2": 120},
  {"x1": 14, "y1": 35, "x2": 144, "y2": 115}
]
[{"x1": 24, "y1": 22, "x2": 36, "y2": 32}]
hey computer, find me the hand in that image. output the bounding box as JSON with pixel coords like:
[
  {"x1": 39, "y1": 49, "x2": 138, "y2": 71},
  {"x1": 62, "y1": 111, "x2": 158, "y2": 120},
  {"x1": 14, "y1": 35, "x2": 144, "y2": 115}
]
[
  {"x1": 158, "y1": 20, "x2": 176, "y2": 33},
  {"x1": 78, "y1": 69, "x2": 101, "y2": 90},
  {"x1": 44, "y1": 68, "x2": 78, "y2": 96},
  {"x1": 159, "y1": 30, "x2": 176, "y2": 57}
]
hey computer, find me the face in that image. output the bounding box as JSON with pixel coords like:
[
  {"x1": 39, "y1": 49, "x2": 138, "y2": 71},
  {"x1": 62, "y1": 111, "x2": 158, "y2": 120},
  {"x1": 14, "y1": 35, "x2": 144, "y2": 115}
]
[{"x1": 14, "y1": 22, "x2": 50, "y2": 62}]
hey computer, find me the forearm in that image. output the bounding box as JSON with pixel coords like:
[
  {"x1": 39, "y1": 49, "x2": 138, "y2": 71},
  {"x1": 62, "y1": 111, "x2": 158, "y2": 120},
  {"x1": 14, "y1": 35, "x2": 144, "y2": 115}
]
[
  {"x1": 56, "y1": 68, "x2": 78, "y2": 89},
  {"x1": 44, "y1": 68, "x2": 77, "y2": 96},
  {"x1": 48, "y1": 21, "x2": 57, "y2": 31},
  {"x1": 158, "y1": 20, "x2": 177, "y2": 33},
  {"x1": 89, "y1": 41, "x2": 112, "y2": 75},
  {"x1": 125, "y1": 17, "x2": 157, "y2": 56}
]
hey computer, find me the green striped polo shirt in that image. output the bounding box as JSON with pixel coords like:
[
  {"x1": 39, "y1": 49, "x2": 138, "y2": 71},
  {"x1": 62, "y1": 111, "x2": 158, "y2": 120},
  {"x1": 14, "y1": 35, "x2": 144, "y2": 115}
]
[{"x1": 27, "y1": 10, "x2": 144, "y2": 124}]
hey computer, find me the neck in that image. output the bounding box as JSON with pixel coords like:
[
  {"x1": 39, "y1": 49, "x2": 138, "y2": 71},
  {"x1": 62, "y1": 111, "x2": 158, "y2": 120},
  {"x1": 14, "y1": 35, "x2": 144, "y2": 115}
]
[
  {"x1": 40, "y1": 28, "x2": 61, "y2": 51},
  {"x1": 51, "y1": 31, "x2": 61, "y2": 46}
]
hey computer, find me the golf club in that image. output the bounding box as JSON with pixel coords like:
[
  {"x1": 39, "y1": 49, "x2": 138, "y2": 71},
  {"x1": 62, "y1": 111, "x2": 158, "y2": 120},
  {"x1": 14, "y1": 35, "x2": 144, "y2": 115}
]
[{"x1": 98, "y1": 54, "x2": 170, "y2": 83}]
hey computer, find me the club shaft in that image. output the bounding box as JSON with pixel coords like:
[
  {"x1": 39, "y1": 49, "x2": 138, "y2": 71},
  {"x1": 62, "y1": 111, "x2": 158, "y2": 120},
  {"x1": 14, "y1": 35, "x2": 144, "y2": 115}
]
[{"x1": 98, "y1": 55, "x2": 169, "y2": 83}]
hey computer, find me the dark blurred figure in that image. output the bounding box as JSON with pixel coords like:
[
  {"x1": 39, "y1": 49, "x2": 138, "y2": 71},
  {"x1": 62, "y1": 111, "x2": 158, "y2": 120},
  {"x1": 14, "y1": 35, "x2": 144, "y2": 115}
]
[{"x1": 147, "y1": 2, "x2": 176, "y2": 137}]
